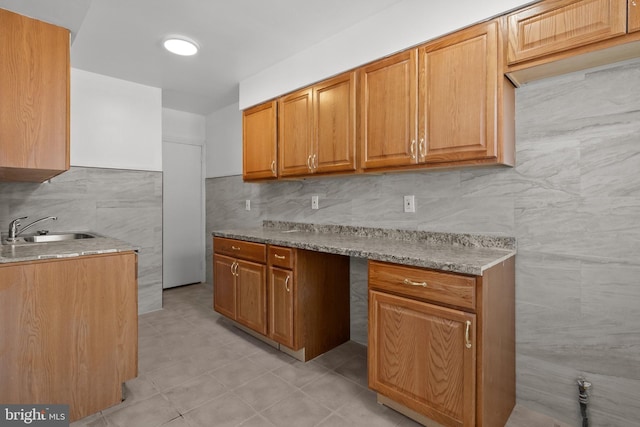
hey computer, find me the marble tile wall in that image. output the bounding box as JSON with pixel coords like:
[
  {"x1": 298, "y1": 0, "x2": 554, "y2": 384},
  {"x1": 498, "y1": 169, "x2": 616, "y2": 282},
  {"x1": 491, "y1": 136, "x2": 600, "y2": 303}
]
[
  {"x1": 0, "y1": 167, "x2": 163, "y2": 313},
  {"x1": 206, "y1": 58, "x2": 640, "y2": 425}
]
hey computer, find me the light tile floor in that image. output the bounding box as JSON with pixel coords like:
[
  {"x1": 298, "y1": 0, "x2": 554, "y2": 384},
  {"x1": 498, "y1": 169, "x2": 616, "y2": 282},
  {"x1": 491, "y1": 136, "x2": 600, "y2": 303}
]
[{"x1": 71, "y1": 284, "x2": 569, "y2": 427}]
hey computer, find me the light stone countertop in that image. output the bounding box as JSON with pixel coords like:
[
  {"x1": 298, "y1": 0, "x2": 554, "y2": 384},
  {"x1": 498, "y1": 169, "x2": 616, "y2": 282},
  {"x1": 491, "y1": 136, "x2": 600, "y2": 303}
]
[
  {"x1": 213, "y1": 221, "x2": 516, "y2": 276},
  {"x1": 0, "y1": 232, "x2": 139, "y2": 264}
]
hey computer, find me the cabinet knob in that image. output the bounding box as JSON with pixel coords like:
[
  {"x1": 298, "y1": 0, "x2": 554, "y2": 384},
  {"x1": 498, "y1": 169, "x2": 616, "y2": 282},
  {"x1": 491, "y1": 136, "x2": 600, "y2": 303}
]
[
  {"x1": 403, "y1": 278, "x2": 427, "y2": 287},
  {"x1": 285, "y1": 275, "x2": 291, "y2": 292}
]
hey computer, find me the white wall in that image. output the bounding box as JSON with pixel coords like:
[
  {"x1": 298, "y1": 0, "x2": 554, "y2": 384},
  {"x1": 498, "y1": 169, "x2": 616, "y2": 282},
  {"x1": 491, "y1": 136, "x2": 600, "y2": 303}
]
[
  {"x1": 205, "y1": 102, "x2": 242, "y2": 178},
  {"x1": 71, "y1": 68, "x2": 162, "y2": 171},
  {"x1": 162, "y1": 108, "x2": 206, "y2": 145},
  {"x1": 239, "y1": 0, "x2": 531, "y2": 109}
]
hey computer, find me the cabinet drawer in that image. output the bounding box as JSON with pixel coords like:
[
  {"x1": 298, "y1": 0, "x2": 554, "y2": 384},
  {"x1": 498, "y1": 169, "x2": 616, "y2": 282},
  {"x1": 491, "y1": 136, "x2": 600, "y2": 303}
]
[
  {"x1": 268, "y1": 245, "x2": 295, "y2": 269},
  {"x1": 214, "y1": 237, "x2": 266, "y2": 263},
  {"x1": 368, "y1": 261, "x2": 476, "y2": 310}
]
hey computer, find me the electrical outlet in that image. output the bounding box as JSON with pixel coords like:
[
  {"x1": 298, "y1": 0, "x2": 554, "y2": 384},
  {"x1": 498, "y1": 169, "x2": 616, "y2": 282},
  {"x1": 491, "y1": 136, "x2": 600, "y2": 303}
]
[
  {"x1": 245, "y1": 200, "x2": 251, "y2": 211},
  {"x1": 404, "y1": 195, "x2": 415, "y2": 213},
  {"x1": 311, "y1": 195, "x2": 319, "y2": 210}
]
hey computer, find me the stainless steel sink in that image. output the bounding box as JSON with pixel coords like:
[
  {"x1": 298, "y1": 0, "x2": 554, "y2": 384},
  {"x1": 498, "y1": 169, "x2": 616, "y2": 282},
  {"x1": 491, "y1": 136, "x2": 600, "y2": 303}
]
[{"x1": 22, "y1": 233, "x2": 96, "y2": 243}]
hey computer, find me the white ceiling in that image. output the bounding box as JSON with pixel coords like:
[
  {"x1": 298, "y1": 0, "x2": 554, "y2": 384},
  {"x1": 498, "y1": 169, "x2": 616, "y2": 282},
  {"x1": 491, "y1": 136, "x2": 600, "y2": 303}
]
[{"x1": 0, "y1": 0, "x2": 403, "y2": 115}]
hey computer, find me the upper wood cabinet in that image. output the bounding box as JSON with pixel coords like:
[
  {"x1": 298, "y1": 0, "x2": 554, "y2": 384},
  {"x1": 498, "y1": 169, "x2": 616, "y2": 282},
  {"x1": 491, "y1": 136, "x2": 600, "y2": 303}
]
[
  {"x1": 630, "y1": 0, "x2": 640, "y2": 33},
  {"x1": 0, "y1": 8, "x2": 70, "y2": 182},
  {"x1": 505, "y1": 0, "x2": 640, "y2": 85},
  {"x1": 359, "y1": 50, "x2": 418, "y2": 170},
  {"x1": 360, "y1": 19, "x2": 514, "y2": 171},
  {"x1": 243, "y1": 100, "x2": 278, "y2": 180},
  {"x1": 507, "y1": 0, "x2": 627, "y2": 65},
  {"x1": 279, "y1": 71, "x2": 356, "y2": 177},
  {"x1": 420, "y1": 19, "x2": 513, "y2": 165}
]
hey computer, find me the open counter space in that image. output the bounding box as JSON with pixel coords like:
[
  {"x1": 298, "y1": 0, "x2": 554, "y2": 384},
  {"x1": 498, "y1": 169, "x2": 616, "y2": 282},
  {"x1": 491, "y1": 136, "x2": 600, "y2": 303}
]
[
  {"x1": 213, "y1": 220, "x2": 516, "y2": 276},
  {"x1": 0, "y1": 233, "x2": 139, "y2": 263}
]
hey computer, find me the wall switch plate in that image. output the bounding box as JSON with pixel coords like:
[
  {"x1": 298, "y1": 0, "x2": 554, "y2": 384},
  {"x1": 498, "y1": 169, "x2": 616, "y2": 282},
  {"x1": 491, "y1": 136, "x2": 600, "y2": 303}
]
[
  {"x1": 311, "y1": 195, "x2": 319, "y2": 210},
  {"x1": 404, "y1": 195, "x2": 415, "y2": 213},
  {"x1": 245, "y1": 200, "x2": 251, "y2": 211}
]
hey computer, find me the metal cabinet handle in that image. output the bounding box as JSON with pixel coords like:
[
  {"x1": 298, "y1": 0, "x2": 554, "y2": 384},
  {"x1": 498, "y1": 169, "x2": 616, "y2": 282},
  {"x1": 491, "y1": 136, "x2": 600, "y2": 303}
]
[
  {"x1": 419, "y1": 138, "x2": 426, "y2": 160},
  {"x1": 231, "y1": 261, "x2": 238, "y2": 277},
  {"x1": 270, "y1": 160, "x2": 277, "y2": 175},
  {"x1": 285, "y1": 275, "x2": 291, "y2": 292},
  {"x1": 410, "y1": 139, "x2": 416, "y2": 160},
  {"x1": 632, "y1": 0, "x2": 637, "y2": 6},
  {"x1": 465, "y1": 320, "x2": 472, "y2": 349},
  {"x1": 231, "y1": 246, "x2": 241, "y2": 251},
  {"x1": 274, "y1": 254, "x2": 286, "y2": 260},
  {"x1": 307, "y1": 155, "x2": 313, "y2": 171},
  {"x1": 312, "y1": 153, "x2": 317, "y2": 170},
  {"x1": 403, "y1": 278, "x2": 427, "y2": 287}
]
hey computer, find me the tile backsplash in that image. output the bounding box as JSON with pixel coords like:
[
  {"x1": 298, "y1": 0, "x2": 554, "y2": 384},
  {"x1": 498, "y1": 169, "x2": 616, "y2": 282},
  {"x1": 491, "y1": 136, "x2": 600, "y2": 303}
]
[{"x1": 0, "y1": 167, "x2": 163, "y2": 313}]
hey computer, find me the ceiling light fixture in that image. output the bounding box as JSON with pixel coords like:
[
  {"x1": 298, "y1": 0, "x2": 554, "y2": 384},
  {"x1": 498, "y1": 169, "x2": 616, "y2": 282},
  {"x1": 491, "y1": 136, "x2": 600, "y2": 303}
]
[{"x1": 163, "y1": 36, "x2": 199, "y2": 56}]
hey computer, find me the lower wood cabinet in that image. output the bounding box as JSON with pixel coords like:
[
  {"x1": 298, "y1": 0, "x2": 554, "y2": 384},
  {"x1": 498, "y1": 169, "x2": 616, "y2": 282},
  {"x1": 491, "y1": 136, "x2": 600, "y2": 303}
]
[
  {"x1": 0, "y1": 252, "x2": 138, "y2": 422},
  {"x1": 368, "y1": 258, "x2": 515, "y2": 427},
  {"x1": 213, "y1": 238, "x2": 267, "y2": 335},
  {"x1": 213, "y1": 238, "x2": 350, "y2": 361}
]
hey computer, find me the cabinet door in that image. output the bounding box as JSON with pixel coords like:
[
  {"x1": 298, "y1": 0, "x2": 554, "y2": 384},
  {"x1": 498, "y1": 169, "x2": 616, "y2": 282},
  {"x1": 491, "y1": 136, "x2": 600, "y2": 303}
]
[
  {"x1": 268, "y1": 267, "x2": 296, "y2": 349},
  {"x1": 419, "y1": 20, "x2": 499, "y2": 164},
  {"x1": 0, "y1": 9, "x2": 69, "y2": 182},
  {"x1": 243, "y1": 101, "x2": 277, "y2": 180},
  {"x1": 359, "y1": 50, "x2": 418, "y2": 170},
  {"x1": 313, "y1": 72, "x2": 357, "y2": 174},
  {"x1": 630, "y1": 0, "x2": 640, "y2": 33},
  {"x1": 279, "y1": 88, "x2": 313, "y2": 177},
  {"x1": 507, "y1": 0, "x2": 627, "y2": 65},
  {"x1": 236, "y1": 259, "x2": 267, "y2": 335},
  {"x1": 369, "y1": 290, "x2": 476, "y2": 427},
  {"x1": 213, "y1": 254, "x2": 236, "y2": 319}
]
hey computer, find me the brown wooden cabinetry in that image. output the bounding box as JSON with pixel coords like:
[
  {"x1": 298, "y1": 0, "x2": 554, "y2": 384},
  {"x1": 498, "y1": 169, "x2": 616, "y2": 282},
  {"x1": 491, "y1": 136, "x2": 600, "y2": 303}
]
[
  {"x1": 279, "y1": 71, "x2": 356, "y2": 177},
  {"x1": 359, "y1": 19, "x2": 514, "y2": 172},
  {"x1": 213, "y1": 238, "x2": 267, "y2": 335},
  {"x1": 419, "y1": 20, "x2": 513, "y2": 166},
  {"x1": 506, "y1": 0, "x2": 640, "y2": 85},
  {"x1": 0, "y1": 8, "x2": 70, "y2": 182},
  {"x1": 267, "y1": 245, "x2": 350, "y2": 360},
  {"x1": 507, "y1": 0, "x2": 627, "y2": 65},
  {"x1": 243, "y1": 101, "x2": 278, "y2": 180},
  {"x1": 368, "y1": 258, "x2": 515, "y2": 427},
  {"x1": 629, "y1": 0, "x2": 640, "y2": 33},
  {"x1": 214, "y1": 237, "x2": 350, "y2": 361},
  {"x1": 359, "y1": 50, "x2": 418, "y2": 170},
  {"x1": 0, "y1": 252, "x2": 138, "y2": 422}
]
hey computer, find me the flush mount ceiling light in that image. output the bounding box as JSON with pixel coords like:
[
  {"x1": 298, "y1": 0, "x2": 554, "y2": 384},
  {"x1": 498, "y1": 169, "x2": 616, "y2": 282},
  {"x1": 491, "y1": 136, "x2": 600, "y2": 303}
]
[{"x1": 163, "y1": 36, "x2": 199, "y2": 56}]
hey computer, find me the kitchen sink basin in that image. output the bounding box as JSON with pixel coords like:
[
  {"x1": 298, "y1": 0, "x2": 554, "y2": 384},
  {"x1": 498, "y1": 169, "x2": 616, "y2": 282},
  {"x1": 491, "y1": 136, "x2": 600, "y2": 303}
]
[{"x1": 22, "y1": 233, "x2": 96, "y2": 243}]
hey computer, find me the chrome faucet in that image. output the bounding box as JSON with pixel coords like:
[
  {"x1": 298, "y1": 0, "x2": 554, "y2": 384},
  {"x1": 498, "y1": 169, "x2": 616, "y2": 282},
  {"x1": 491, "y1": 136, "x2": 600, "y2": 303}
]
[{"x1": 7, "y1": 216, "x2": 58, "y2": 243}]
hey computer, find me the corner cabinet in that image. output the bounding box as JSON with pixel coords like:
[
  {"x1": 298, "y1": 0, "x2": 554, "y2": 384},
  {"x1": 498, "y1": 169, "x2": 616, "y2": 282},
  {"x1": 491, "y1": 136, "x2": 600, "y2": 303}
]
[
  {"x1": 359, "y1": 19, "x2": 514, "y2": 172},
  {"x1": 243, "y1": 101, "x2": 278, "y2": 180},
  {"x1": 368, "y1": 258, "x2": 515, "y2": 427},
  {"x1": 279, "y1": 71, "x2": 356, "y2": 177},
  {"x1": 0, "y1": 8, "x2": 70, "y2": 182}
]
